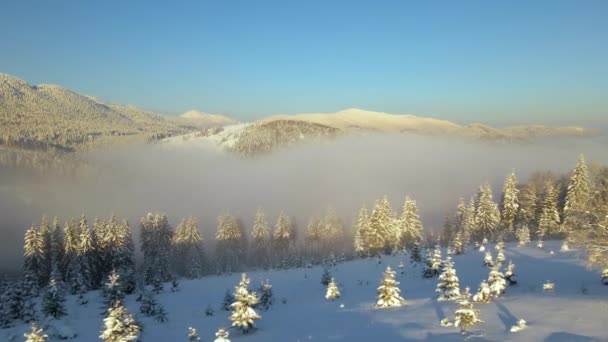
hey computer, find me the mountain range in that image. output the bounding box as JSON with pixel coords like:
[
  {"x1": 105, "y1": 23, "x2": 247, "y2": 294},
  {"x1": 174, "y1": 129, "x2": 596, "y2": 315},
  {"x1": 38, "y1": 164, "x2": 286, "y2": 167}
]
[{"x1": 0, "y1": 73, "x2": 597, "y2": 155}]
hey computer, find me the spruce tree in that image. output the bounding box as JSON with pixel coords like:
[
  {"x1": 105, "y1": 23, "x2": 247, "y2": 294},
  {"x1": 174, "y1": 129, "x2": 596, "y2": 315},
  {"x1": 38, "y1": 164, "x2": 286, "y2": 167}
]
[
  {"x1": 251, "y1": 208, "x2": 271, "y2": 268},
  {"x1": 454, "y1": 288, "x2": 482, "y2": 334},
  {"x1": 273, "y1": 211, "x2": 293, "y2": 264},
  {"x1": 173, "y1": 216, "x2": 204, "y2": 278},
  {"x1": 517, "y1": 183, "x2": 538, "y2": 230},
  {"x1": 23, "y1": 225, "x2": 45, "y2": 289},
  {"x1": 516, "y1": 225, "x2": 531, "y2": 247},
  {"x1": 216, "y1": 213, "x2": 246, "y2": 273},
  {"x1": 42, "y1": 278, "x2": 66, "y2": 319},
  {"x1": 103, "y1": 270, "x2": 124, "y2": 311},
  {"x1": 188, "y1": 327, "x2": 201, "y2": 341},
  {"x1": 538, "y1": 181, "x2": 561, "y2": 238},
  {"x1": 214, "y1": 328, "x2": 230, "y2": 342},
  {"x1": 141, "y1": 213, "x2": 174, "y2": 285},
  {"x1": 563, "y1": 155, "x2": 592, "y2": 241},
  {"x1": 325, "y1": 278, "x2": 341, "y2": 301},
  {"x1": 505, "y1": 260, "x2": 517, "y2": 285},
  {"x1": 423, "y1": 246, "x2": 442, "y2": 278},
  {"x1": 100, "y1": 300, "x2": 140, "y2": 342},
  {"x1": 475, "y1": 183, "x2": 501, "y2": 242},
  {"x1": 323, "y1": 207, "x2": 345, "y2": 252},
  {"x1": 24, "y1": 322, "x2": 48, "y2": 342},
  {"x1": 368, "y1": 197, "x2": 397, "y2": 255},
  {"x1": 472, "y1": 280, "x2": 491, "y2": 303},
  {"x1": 49, "y1": 217, "x2": 64, "y2": 281},
  {"x1": 38, "y1": 216, "x2": 52, "y2": 287},
  {"x1": 306, "y1": 216, "x2": 324, "y2": 261},
  {"x1": 398, "y1": 196, "x2": 424, "y2": 249},
  {"x1": 257, "y1": 279, "x2": 273, "y2": 310},
  {"x1": 501, "y1": 171, "x2": 520, "y2": 236},
  {"x1": 376, "y1": 266, "x2": 405, "y2": 307},
  {"x1": 488, "y1": 264, "x2": 506, "y2": 298},
  {"x1": 436, "y1": 256, "x2": 460, "y2": 301},
  {"x1": 354, "y1": 206, "x2": 370, "y2": 256},
  {"x1": 230, "y1": 273, "x2": 261, "y2": 333}
]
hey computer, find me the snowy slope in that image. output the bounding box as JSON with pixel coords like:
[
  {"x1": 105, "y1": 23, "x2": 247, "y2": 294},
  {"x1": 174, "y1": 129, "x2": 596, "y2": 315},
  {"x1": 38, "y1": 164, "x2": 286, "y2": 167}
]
[{"x1": 4, "y1": 241, "x2": 608, "y2": 341}]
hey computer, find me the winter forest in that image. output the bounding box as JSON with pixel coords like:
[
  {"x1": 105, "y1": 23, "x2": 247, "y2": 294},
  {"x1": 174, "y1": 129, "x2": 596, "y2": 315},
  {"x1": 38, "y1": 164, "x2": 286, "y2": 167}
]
[{"x1": 2, "y1": 153, "x2": 608, "y2": 341}]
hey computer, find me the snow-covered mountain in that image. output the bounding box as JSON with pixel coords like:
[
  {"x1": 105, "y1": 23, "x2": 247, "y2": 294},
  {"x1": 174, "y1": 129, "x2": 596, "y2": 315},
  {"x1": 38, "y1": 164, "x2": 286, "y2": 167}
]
[
  {"x1": 3, "y1": 241, "x2": 606, "y2": 341},
  {"x1": 173, "y1": 110, "x2": 239, "y2": 128}
]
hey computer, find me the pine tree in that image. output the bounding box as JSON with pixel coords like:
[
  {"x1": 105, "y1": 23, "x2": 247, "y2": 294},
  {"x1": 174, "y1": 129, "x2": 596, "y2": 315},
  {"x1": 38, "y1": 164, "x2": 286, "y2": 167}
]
[
  {"x1": 251, "y1": 208, "x2": 271, "y2": 268},
  {"x1": 273, "y1": 211, "x2": 293, "y2": 265},
  {"x1": 216, "y1": 213, "x2": 246, "y2": 273},
  {"x1": 21, "y1": 271, "x2": 39, "y2": 323},
  {"x1": 321, "y1": 268, "x2": 332, "y2": 286},
  {"x1": 368, "y1": 197, "x2": 398, "y2": 254},
  {"x1": 24, "y1": 322, "x2": 48, "y2": 342},
  {"x1": 173, "y1": 216, "x2": 204, "y2": 278},
  {"x1": 483, "y1": 251, "x2": 494, "y2": 267},
  {"x1": 501, "y1": 171, "x2": 520, "y2": 236},
  {"x1": 410, "y1": 242, "x2": 423, "y2": 263},
  {"x1": 23, "y1": 225, "x2": 44, "y2": 290},
  {"x1": 505, "y1": 260, "x2": 517, "y2": 285},
  {"x1": 257, "y1": 279, "x2": 273, "y2": 310},
  {"x1": 49, "y1": 217, "x2": 64, "y2": 281},
  {"x1": 0, "y1": 280, "x2": 18, "y2": 328},
  {"x1": 472, "y1": 280, "x2": 491, "y2": 303},
  {"x1": 454, "y1": 288, "x2": 482, "y2": 334},
  {"x1": 42, "y1": 278, "x2": 66, "y2": 319},
  {"x1": 461, "y1": 197, "x2": 477, "y2": 247},
  {"x1": 488, "y1": 264, "x2": 506, "y2": 298},
  {"x1": 436, "y1": 256, "x2": 460, "y2": 301},
  {"x1": 214, "y1": 328, "x2": 230, "y2": 342},
  {"x1": 517, "y1": 183, "x2": 538, "y2": 230},
  {"x1": 538, "y1": 181, "x2": 561, "y2": 238},
  {"x1": 38, "y1": 216, "x2": 52, "y2": 287},
  {"x1": 398, "y1": 196, "x2": 424, "y2": 248},
  {"x1": 103, "y1": 270, "x2": 124, "y2": 310},
  {"x1": 350, "y1": 206, "x2": 368, "y2": 257},
  {"x1": 563, "y1": 155, "x2": 592, "y2": 241},
  {"x1": 100, "y1": 300, "x2": 140, "y2": 342},
  {"x1": 76, "y1": 215, "x2": 97, "y2": 290},
  {"x1": 376, "y1": 266, "x2": 405, "y2": 307},
  {"x1": 230, "y1": 273, "x2": 261, "y2": 333},
  {"x1": 187, "y1": 327, "x2": 201, "y2": 341},
  {"x1": 475, "y1": 183, "x2": 501, "y2": 242},
  {"x1": 139, "y1": 291, "x2": 167, "y2": 322},
  {"x1": 222, "y1": 289, "x2": 235, "y2": 311},
  {"x1": 516, "y1": 225, "x2": 531, "y2": 247},
  {"x1": 423, "y1": 246, "x2": 442, "y2": 278},
  {"x1": 325, "y1": 278, "x2": 341, "y2": 301},
  {"x1": 452, "y1": 232, "x2": 464, "y2": 255},
  {"x1": 323, "y1": 207, "x2": 345, "y2": 252},
  {"x1": 141, "y1": 213, "x2": 174, "y2": 285}
]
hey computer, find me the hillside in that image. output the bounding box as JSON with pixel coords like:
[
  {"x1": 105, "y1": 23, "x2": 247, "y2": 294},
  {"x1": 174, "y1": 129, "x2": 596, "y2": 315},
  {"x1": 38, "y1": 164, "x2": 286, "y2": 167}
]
[
  {"x1": 172, "y1": 110, "x2": 239, "y2": 128},
  {"x1": 0, "y1": 74, "x2": 190, "y2": 152},
  {"x1": 2, "y1": 242, "x2": 607, "y2": 341}
]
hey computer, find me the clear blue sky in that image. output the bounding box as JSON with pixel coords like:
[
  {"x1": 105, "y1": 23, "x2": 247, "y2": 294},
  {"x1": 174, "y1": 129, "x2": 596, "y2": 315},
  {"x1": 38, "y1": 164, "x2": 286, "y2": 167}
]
[{"x1": 1, "y1": 0, "x2": 607, "y2": 125}]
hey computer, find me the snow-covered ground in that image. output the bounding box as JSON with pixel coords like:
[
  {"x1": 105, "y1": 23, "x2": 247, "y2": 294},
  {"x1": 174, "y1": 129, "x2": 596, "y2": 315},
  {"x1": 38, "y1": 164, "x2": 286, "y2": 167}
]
[
  {"x1": 159, "y1": 124, "x2": 251, "y2": 151},
  {"x1": 4, "y1": 241, "x2": 608, "y2": 341}
]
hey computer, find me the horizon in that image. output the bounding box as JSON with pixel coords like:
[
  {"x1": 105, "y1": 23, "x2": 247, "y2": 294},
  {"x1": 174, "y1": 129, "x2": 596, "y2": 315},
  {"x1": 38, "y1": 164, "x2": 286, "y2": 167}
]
[{"x1": 1, "y1": 1, "x2": 607, "y2": 127}]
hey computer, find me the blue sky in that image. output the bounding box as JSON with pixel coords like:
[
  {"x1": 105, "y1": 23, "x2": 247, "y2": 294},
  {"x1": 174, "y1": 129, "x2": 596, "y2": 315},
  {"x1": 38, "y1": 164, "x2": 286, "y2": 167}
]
[{"x1": 1, "y1": 0, "x2": 607, "y2": 125}]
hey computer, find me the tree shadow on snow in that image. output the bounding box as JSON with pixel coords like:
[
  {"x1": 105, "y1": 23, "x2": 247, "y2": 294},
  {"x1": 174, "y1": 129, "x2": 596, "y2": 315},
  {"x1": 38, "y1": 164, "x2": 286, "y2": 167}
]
[
  {"x1": 544, "y1": 332, "x2": 601, "y2": 342},
  {"x1": 494, "y1": 301, "x2": 518, "y2": 332}
]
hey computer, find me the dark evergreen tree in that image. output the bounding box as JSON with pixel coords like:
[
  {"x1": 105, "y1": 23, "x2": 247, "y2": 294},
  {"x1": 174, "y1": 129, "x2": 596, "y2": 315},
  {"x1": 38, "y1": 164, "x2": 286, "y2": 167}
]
[{"x1": 42, "y1": 278, "x2": 66, "y2": 319}]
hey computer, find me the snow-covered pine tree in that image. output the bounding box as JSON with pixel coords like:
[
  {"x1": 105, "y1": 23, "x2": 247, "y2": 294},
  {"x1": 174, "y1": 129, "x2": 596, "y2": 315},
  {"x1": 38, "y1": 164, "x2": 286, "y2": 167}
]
[
  {"x1": 505, "y1": 260, "x2": 517, "y2": 285},
  {"x1": 140, "y1": 213, "x2": 174, "y2": 285},
  {"x1": 323, "y1": 207, "x2": 345, "y2": 253},
  {"x1": 272, "y1": 211, "x2": 293, "y2": 265},
  {"x1": 24, "y1": 322, "x2": 48, "y2": 342},
  {"x1": 187, "y1": 327, "x2": 201, "y2": 341},
  {"x1": 516, "y1": 224, "x2": 531, "y2": 247},
  {"x1": 325, "y1": 278, "x2": 341, "y2": 301},
  {"x1": 173, "y1": 216, "x2": 204, "y2": 278},
  {"x1": 461, "y1": 197, "x2": 477, "y2": 247},
  {"x1": 214, "y1": 328, "x2": 230, "y2": 342},
  {"x1": 410, "y1": 242, "x2": 423, "y2": 263},
  {"x1": 61, "y1": 219, "x2": 80, "y2": 285},
  {"x1": 538, "y1": 181, "x2": 561, "y2": 238},
  {"x1": 488, "y1": 263, "x2": 507, "y2": 298},
  {"x1": 454, "y1": 288, "x2": 482, "y2": 334},
  {"x1": 251, "y1": 208, "x2": 271, "y2": 268},
  {"x1": 517, "y1": 183, "x2": 539, "y2": 232},
  {"x1": 100, "y1": 300, "x2": 140, "y2": 342},
  {"x1": 0, "y1": 280, "x2": 18, "y2": 328},
  {"x1": 21, "y1": 268, "x2": 39, "y2": 323},
  {"x1": 496, "y1": 248, "x2": 506, "y2": 265},
  {"x1": 563, "y1": 154, "x2": 592, "y2": 242},
  {"x1": 475, "y1": 183, "x2": 501, "y2": 242},
  {"x1": 76, "y1": 215, "x2": 97, "y2": 290},
  {"x1": 423, "y1": 246, "x2": 442, "y2": 278},
  {"x1": 23, "y1": 225, "x2": 44, "y2": 290},
  {"x1": 368, "y1": 197, "x2": 398, "y2": 255},
  {"x1": 42, "y1": 278, "x2": 66, "y2": 319},
  {"x1": 436, "y1": 256, "x2": 461, "y2": 301},
  {"x1": 353, "y1": 206, "x2": 370, "y2": 257},
  {"x1": 483, "y1": 251, "x2": 494, "y2": 267},
  {"x1": 102, "y1": 270, "x2": 124, "y2": 311},
  {"x1": 452, "y1": 232, "x2": 464, "y2": 255},
  {"x1": 440, "y1": 215, "x2": 454, "y2": 248},
  {"x1": 139, "y1": 290, "x2": 167, "y2": 322},
  {"x1": 49, "y1": 217, "x2": 64, "y2": 281},
  {"x1": 38, "y1": 216, "x2": 52, "y2": 287},
  {"x1": 230, "y1": 273, "x2": 261, "y2": 333},
  {"x1": 257, "y1": 279, "x2": 273, "y2": 310},
  {"x1": 306, "y1": 216, "x2": 324, "y2": 260},
  {"x1": 500, "y1": 171, "x2": 520, "y2": 237},
  {"x1": 472, "y1": 280, "x2": 491, "y2": 303},
  {"x1": 398, "y1": 196, "x2": 424, "y2": 249},
  {"x1": 376, "y1": 266, "x2": 405, "y2": 307}
]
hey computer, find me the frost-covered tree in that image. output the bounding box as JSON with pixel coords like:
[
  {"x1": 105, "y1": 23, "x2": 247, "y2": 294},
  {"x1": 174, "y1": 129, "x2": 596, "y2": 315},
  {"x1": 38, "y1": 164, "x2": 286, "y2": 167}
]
[
  {"x1": 100, "y1": 300, "x2": 140, "y2": 342},
  {"x1": 461, "y1": 198, "x2": 477, "y2": 247},
  {"x1": 187, "y1": 327, "x2": 200, "y2": 341},
  {"x1": 24, "y1": 322, "x2": 48, "y2": 342},
  {"x1": 488, "y1": 264, "x2": 506, "y2": 298},
  {"x1": 410, "y1": 242, "x2": 423, "y2": 263},
  {"x1": 140, "y1": 213, "x2": 173, "y2": 286},
  {"x1": 38, "y1": 216, "x2": 52, "y2": 287},
  {"x1": 475, "y1": 183, "x2": 501, "y2": 242},
  {"x1": 576, "y1": 214, "x2": 608, "y2": 284},
  {"x1": 323, "y1": 207, "x2": 345, "y2": 251},
  {"x1": 472, "y1": 280, "x2": 491, "y2": 303},
  {"x1": 49, "y1": 217, "x2": 64, "y2": 281},
  {"x1": 452, "y1": 232, "x2": 464, "y2": 255},
  {"x1": 42, "y1": 278, "x2": 66, "y2": 319},
  {"x1": 21, "y1": 271, "x2": 39, "y2": 323},
  {"x1": 23, "y1": 225, "x2": 45, "y2": 290},
  {"x1": 436, "y1": 256, "x2": 460, "y2": 301},
  {"x1": 75, "y1": 216, "x2": 97, "y2": 290},
  {"x1": 483, "y1": 251, "x2": 494, "y2": 267},
  {"x1": 423, "y1": 246, "x2": 442, "y2": 278},
  {"x1": 517, "y1": 183, "x2": 538, "y2": 230},
  {"x1": 139, "y1": 291, "x2": 167, "y2": 322},
  {"x1": 563, "y1": 155, "x2": 592, "y2": 241},
  {"x1": 516, "y1": 225, "x2": 531, "y2": 247},
  {"x1": 376, "y1": 266, "x2": 405, "y2": 307},
  {"x1": 398, "y1": 196, "x2": 424, "y2": 248},
  {"x1": 0, "y1": 280, "x2": 22, "y2": 326},
  {"x1": 214, "y1": 328, "x2": 230, "y2": 342},
  {"x1": 505, "y1": 260, "x2": 517, "y2": 285},
  {"x1": 251, "y1": 208, "x2": 271, "y2": 268},
  {"x1": 102, "y1": 270, "x2": 124, "y2": 310},
  {"x1": 62, "y1": 219, "x2": 80, "y2": 285},
  {"x1": 501, "y1": 171, "x2": 520, "y2": 235},
  {"x1": 257, "y1": 279, "x2": 273, "y2": 311},
  {"x1": 273, "y1": 211, "x2": 292, "y2": 257},
  {"x1": 222, "y1": 289, "x2": 235, "y2": 311},
  {"x1": 173, "y1": 216, "x2": 205, "y2": 278},
  {"x1": 538, "y1": 181, "x2": 561, "y2": 238},
  {"x1": 230, "y1": 273, "x2": 260, "y2": 333},
  {"x1": 325, "y1": 278, "x2": 341, "y2": 301},
  {"x1": 454, "y1": 288, "x2": 482, "y2": 334},
  {"x1": 368, "y1": 197, "x2": 398, "y2": 254}
]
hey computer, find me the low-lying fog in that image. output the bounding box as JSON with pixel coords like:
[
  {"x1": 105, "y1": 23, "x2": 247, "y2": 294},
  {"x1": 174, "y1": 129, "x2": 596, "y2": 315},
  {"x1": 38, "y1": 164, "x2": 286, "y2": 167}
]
[{"x1": 1, "y1": 134, "x2": 607, "y2": 272}]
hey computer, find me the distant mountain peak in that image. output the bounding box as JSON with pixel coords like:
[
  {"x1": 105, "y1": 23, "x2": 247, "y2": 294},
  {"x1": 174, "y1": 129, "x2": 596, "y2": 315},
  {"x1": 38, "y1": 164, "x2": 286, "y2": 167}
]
[{"x1": 179, "y1": 110, "x2": 238, "y2": 125}]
